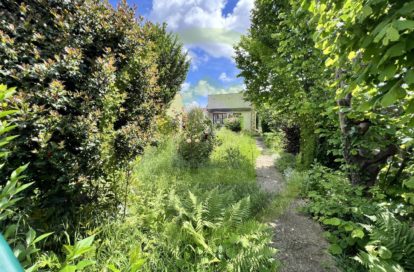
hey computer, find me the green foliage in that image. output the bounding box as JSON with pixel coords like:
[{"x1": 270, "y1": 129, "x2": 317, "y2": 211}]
[
  {"x1": 224, "y1": 116, "x2": 243, "y2": 132},
  {"x1": 275, "y1": 152, "x2": 296, "y2": 174},
  {"x1": 236, "y1": 0, "x2": 414, "y2": 269},
  {"x1": 156, "y1": 114, "x2": 180, "y2": 136},
  {"x1": 0, "y1": 85, "x2": 96, "y2": 271},
  {"x1": 91, "y1": 130, "x2": 275, "y2": 271},
  {"x1": 235, "y1": 0, "x2": 335, "y2": 166},
  {"x1": 152, "y1": 191, "x2": 276, "y2": 271},
  {"x1": 301, "y1": 164, "x2": 414, "y2": 271},
  {"x1": 354, "y1": 212, "x2": 414, "y2": 272},
  {"x1": 307, "y1": 0, "x2": 414, "y2": 115},
  {"x1": 263, "y1": 132, "x2": 283, "y2": 153},
  {"x1": 222, "y1": 146, "x2": 247, "y2": 169},
  {"x1": 178, "y1": 108, "x2": 216, "y2": 167},
  {"x1": 0, "y1": 0, "x2": 188, "y2": 233}
]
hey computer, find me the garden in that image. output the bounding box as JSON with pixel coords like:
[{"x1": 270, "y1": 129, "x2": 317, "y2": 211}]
[{"x1": 1, "y1": 0, "x2": 414, "y2": 271}]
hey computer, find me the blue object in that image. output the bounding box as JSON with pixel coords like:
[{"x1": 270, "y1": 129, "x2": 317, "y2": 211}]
[{"x1": 0, "y1": 234, "x2": 24, "y2": 272}]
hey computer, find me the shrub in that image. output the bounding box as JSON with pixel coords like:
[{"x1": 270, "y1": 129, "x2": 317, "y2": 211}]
[
  {"x1": 275, "y1": 152, "x2": 296, "y2": 173},
  {"x1": 224, "y1": 116, "x2": 243, "y2": 132},
  {"x1": 177, "y1": 108, "x2": 215, "y2": 167},
  {"x1": 354, "y1": 211, "x2": 414, "y2": 272},
  {"x1": 263, "y1": 132, "x2": 282, "y2": 152},
  {"x1": 0, "y1": 0, "x2": 188, "y2": 232},
  {"x1": 0, "y1": 85, "x2": 96, "y2": 271},
  {"x1": 156, "y1": 114, "x2": 180, "y2": 136},
  {"x1": 301, "y1": 164, "x2": 414, "y2": 271},
  {"x1": 222, "y1": 146, "x2": 247, "y2": 169}
]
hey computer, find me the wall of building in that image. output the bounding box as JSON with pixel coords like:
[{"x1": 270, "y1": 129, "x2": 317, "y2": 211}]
[{"x1": 241, "y1": 111, "x2": 252, "y2": 131}]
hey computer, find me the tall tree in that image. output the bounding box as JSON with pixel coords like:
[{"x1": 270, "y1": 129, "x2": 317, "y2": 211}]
[
  {"x1": 305, "y1": 0, "x2": 414, "y2": 185},
  {"x1": 235, "y1": 0, "x2": 335, "y2": 169}
]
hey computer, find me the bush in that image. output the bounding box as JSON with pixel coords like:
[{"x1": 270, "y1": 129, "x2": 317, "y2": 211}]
[
  {"x1": 224, "y1": 116, "x2": 243, "y2": 132},
  {"x1": 178, "y1": 108, "x2": 215, "y2": 167},
  {"x1": 301, "y1": 164, "x2": 414, "y2": 271},
  {"x1": 0, "y1": 85, "x2": 96, "y2": 271},
  {"x1": 275, "y1": 152, "x2": 296, "y2": 173},
  {"x1": 0, "y1": 0, "x2": 188, "y2": 232},
  {"x1": 156, "y1": 114, "x2": 180, "y2": 136},
  {"x1": 263, "y1": 132, "x2": 282, "y2": 152}
]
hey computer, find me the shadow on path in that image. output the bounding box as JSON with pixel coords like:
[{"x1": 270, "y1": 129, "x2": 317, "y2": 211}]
[{"x1": 255, "y1": 137, "x2": 339, "y2": 272}]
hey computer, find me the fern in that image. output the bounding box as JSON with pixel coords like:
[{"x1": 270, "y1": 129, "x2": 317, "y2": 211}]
[
  {"x1": 153, "y1": 191, "x2": 277, "y2": 271},
  {"x1": 354, "y1": 211, "x2": 414, "y2": 272},
  {"x1": 223, "y1": 197, "x2": 251, "y2": 227}
]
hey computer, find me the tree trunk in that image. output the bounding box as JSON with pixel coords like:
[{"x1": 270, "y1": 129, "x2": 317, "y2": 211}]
[{"x1": 337, "y1": 93, "x2": 398, "y2": 186}]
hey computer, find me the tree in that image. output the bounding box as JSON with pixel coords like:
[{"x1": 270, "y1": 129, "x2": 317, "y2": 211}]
[
  {"x1": 0, "y1": 0, "x2": 189, "y2": 232},
  {"x1": 235, "y1": 0, "x2": 335, "y2": 169},
  {"x1": 305, "y1": 0, "x2": 414, "y2": 185}
]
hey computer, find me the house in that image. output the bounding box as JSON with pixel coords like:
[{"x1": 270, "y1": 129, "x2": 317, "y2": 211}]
[{"x1": 206, "y1": 93, "x2": 259, "y2": 132}]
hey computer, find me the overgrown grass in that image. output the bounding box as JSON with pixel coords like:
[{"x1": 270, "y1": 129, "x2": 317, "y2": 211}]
[
  {"x1": 258, "y1": 170, "x2": 304, "y2": 221},
  {"x1": 93, "y1": 129, "x2": 277, "y2": 271}
]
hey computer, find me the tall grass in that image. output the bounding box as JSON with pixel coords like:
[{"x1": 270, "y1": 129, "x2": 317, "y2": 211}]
[{"x1": 92, "y1": 129, "x2": 276, "y2": 271}]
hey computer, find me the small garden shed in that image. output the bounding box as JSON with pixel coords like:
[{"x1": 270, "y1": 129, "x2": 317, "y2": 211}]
[{"x1": 206, "y1": 93, "x2": 259, "y2": 132}]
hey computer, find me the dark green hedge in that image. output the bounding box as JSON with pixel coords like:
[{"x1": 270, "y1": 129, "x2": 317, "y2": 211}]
[{"x1": 0, "y1": 0, "x2": 188, "y2": 231}]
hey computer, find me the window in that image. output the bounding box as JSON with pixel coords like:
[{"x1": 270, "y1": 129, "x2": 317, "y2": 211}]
[{"x1": 213, "y1": 113, "x2": 227, "y2": 124}]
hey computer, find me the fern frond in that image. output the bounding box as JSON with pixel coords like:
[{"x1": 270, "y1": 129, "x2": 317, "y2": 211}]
[{"x1": 223, "y1": 197, "x2": 251, "y2": 227}]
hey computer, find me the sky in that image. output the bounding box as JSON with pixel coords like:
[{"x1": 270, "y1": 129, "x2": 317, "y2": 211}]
[{"x1": 108, "y1": 0, "x2": 254, "y2": 107}]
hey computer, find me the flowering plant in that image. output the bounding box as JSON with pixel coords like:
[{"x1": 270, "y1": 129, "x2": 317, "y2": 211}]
[{"x1": 177, "y1": 108, "x2": 216, "y2": 167}]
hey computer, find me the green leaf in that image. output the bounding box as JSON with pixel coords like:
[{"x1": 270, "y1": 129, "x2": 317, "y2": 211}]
[
  {"x1": 106, "y1": 264, "x2": 121, "y2": 272},
  {"x1": 378, "y1": 247, "x2": 392, "y2": 259},
  {"x1": 323, "y1": 217, "x2": 341, "y2": 226},
  {"x1": 383, "y1": 26, "x2": 400, "y2": 45},
  {"x1": 32, "y1": 232, "x2": 54, "y2": 244},
  {"x1": 360, "y1": 5, "x2": 373, "y2": 20},
  {"x1": 379, "y1": 64, "x2": 397, "y2": 81},
  {"x1": 75, "y1": 260, "x2": 96, "y2": 269},
  {"x1": 357, "y1": 100, "x2": 374, "y2": 112},
  {"x1": 351, "y1": 229, "x2": 365, "y2": 239},
  {"x1": 405, "y1": 70, "x2": 414, "y2": 84},
  {"x1": 381, "y1": 86, "x2": 406, "y2": 107},
  {"x1": 406, "y1": 100, "x2": 414, "y2": 114},
  {"x1": 329, "y1": 244, "x2": 343, "y2": 255},
  {"x1": 0, "y1": 110, "x2": 18, "y2": 118},
  {"x1": 59, "y1": 265, "x2": 77, "y2": 272},
  {"x1": 404, "y1": 177, "x2": 414, "y2": 189},
  {"x1": 75, "y1": 235, "x2": 95, "y2": 250},
  {"x1": 394, "y1": 20, "x2": 414, "y2": 31}
]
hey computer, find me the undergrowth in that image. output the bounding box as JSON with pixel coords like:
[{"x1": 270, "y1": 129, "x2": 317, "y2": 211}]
[{"x1": 93, "y1": 129, "x2": 277, "y2": 271}]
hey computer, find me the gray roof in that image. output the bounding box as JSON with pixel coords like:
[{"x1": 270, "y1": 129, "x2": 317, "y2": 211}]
[{"x1": 207, "y1": 93, "x2": 251, "y2": 110}]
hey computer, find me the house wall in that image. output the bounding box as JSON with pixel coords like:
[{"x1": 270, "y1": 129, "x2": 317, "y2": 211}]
[
  {"x1": 208, "y1": 110, "x2": 255, "y2": 131},
  {"x1": 241, "y1": 111, "x2": 252, "y2": 131},
  {"x1": 166, "y1": 93, "x2": 184, "y2": 129}
]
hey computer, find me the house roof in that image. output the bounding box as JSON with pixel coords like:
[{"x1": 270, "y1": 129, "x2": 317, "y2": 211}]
[{"x1": 207, "y1": 93, "x2": 251, "y2": 110}]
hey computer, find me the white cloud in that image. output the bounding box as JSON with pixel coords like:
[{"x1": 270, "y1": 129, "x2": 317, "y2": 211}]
[
  {"x1": 181, "y1": 80, "x2": 245, "y2": 106},
  {"x1": 219, "y1": 72, "x2": 233, "y2": 82},
  {"x1": 186, "y1": 50, "x2": 209, "y2": 71},
  {"x1": 181, "y1": 82, "x2": 191, "y2": 92},
  {"x1": 150, "y1": 0, "x2": 254, "y2": 59},
  {"x1": 186, "y1": 101, "x2": 200, "y2": 111}
]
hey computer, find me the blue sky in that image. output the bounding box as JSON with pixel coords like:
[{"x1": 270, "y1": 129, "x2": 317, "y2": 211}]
[{"x1": 109, "y1": 0, "x2": 254, "y2": 107}]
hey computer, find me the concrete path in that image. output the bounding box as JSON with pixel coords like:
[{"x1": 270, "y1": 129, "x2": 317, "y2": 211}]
[{"x1": 255, "y1": 138, "x2": 338, "y2": 272}]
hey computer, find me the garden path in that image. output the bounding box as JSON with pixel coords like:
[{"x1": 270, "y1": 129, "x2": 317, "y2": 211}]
[{"x1": 255, "y1": 138, "x2": 339, "y2": 272}]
